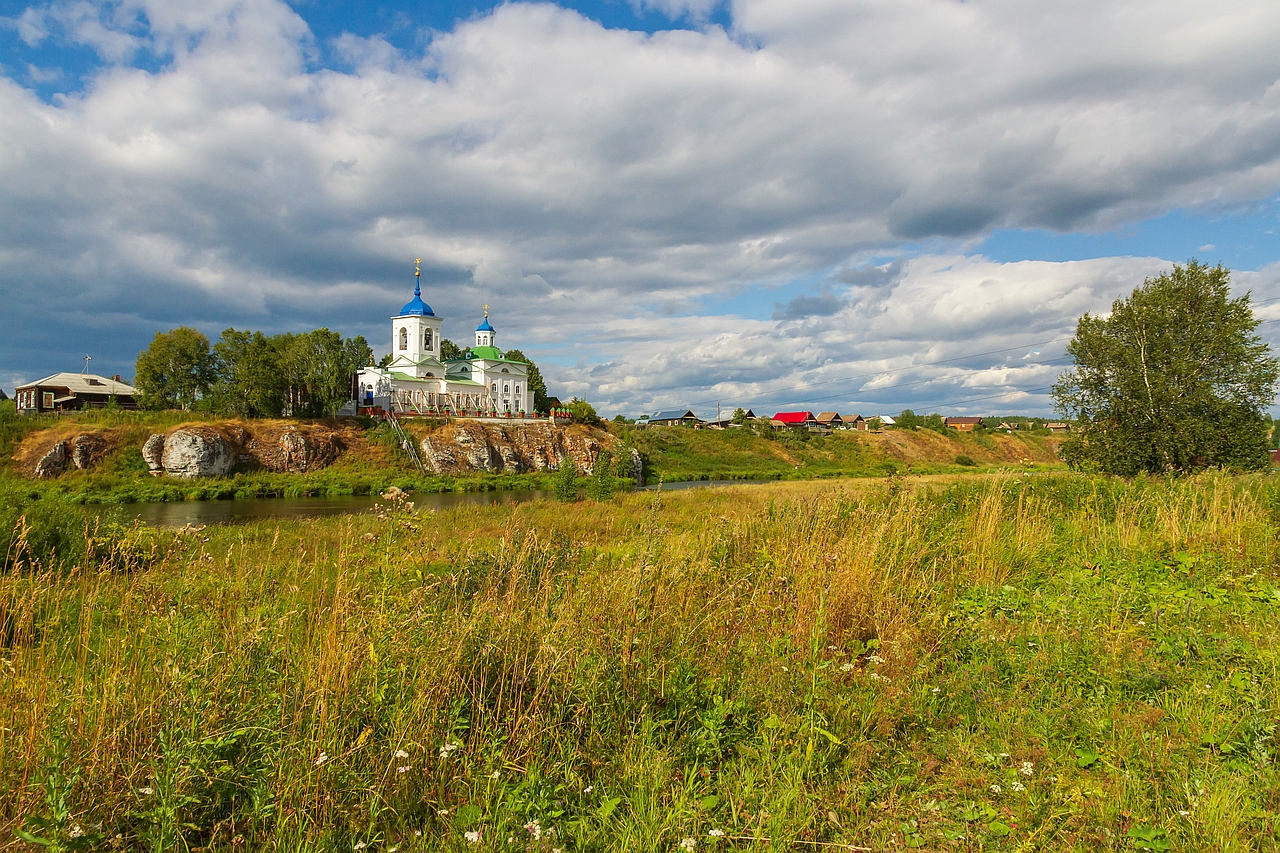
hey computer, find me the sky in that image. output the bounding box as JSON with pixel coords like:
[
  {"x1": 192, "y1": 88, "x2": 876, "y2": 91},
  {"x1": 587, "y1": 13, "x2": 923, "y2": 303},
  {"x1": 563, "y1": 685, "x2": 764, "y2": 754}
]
[{"x1": 1, "y1": 0, "x2": 1279, "y2": 418}]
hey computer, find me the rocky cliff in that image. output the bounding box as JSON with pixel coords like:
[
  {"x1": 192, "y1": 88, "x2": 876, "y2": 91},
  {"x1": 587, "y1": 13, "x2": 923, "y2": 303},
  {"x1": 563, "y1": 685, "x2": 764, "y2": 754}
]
[{"x1": 418, "y1": 421, "x2": 641, "y2": 481}]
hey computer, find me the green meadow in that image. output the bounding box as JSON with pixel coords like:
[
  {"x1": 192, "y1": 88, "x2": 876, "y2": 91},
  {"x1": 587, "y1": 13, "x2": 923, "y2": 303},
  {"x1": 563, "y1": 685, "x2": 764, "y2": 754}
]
[{"x1": 3, "y1": 473, "x2": 1279, "y2": 851}]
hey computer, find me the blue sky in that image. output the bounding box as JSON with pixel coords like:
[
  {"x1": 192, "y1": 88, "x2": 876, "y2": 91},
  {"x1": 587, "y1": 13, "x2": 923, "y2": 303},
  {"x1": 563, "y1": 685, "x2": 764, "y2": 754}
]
[{"x1": 2, "y1": 0, "x2": 1279, "y2": 416}]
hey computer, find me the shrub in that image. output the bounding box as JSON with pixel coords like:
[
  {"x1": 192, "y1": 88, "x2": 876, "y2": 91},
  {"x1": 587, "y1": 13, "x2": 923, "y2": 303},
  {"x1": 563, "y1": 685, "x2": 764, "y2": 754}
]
[
  {"x1": 585, "y1": 449, "x2": 615, "y2": 501},
  {"x1": 955, "y1": 454, "x2": 977, "y2": 467},
  {"x1": 552, "y1": 458, "x2": 579, "y2": 502}
]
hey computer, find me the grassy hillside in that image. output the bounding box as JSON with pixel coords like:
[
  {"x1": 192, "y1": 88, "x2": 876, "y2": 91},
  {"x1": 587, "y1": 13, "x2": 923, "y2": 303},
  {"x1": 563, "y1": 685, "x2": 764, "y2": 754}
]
[
  {"x1": 623, "y1": 423, "x2": 1064, "y2": 481},
  {"x1": 3, "y1": 474, "x2": 1278, "y2": 850}
]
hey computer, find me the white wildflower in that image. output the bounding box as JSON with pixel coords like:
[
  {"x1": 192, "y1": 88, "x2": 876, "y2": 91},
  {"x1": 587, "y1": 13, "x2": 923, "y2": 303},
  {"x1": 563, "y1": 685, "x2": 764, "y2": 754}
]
[
  {"x1": 1179, "y1": 810, "x2": 1190, "y2": 817},
  {"x1": 315, "y1": 752, "x2": 329, "y2": 767},
  {"x1": 870, "y1": 672, "x2": 890, "y2": 682},
  {"x1": 394, "y1": 749, "x2": 410, "y2": 759},
  {"x1": 398, "y1": 765, "x2": 410, "y2": 774},
  {"x1": 414, "y1": 830, "x2": 422, "y2": 837},
  {"x1": 139, "y1": 787, "x2": 154, "y2": 795},
  {"x1": 465, "y1": 830, "x2": 482, "y2": 844},
  {"x1": 438, "y1": 808, "x2": 450, "y2": 816},
  {"x1": 1011, "y1": 781, "x2": 1026, "y2": 793},
  {"x1": 1019, "y1": 761, "x2": 1034, "y2": 777},
  {"x1": 439, "y1": 741, "x2": 461, "y2": 759},
  {"x1": 840, "y1": 662, "x2": 855, "y2": 672},
  {"x1": 354, "y1": 843, "x2": 366, "y2": 851},
  {"x1": 867, "y1": 654, "x2": 885, "y2": 664},
  {"x1": 990, "y1": 784, "x2": 1002, "y2": 794},
  {"x1": 524, "y1": 820, "x2": 543, "y2": 840},
  {"x1": 69, "y1": 826, "x2": 83, "y2": 839},
  {"x1": 583, "y1": 785, "x2": 593, "y2": 793},
  {"x1": 999, "y1": 752, "x2": 1010, "y2": 759},
  {"x1": 680, "y1": 838, "x2": 697, "y2": 851},
  {"x1": 708, "y1": 828, "x2": 726, "y2": 837},
  {"x1": 931, "y1": 687, "x2": 941, "y2": 695},
  {"x1": 491, "y1": 770, "x2": 501, "y2": 779}
]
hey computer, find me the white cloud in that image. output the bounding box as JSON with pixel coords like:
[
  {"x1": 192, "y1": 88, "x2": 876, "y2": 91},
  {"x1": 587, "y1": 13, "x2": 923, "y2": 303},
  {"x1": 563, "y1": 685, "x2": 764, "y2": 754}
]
[{"x1": 2, "y1": 0, "x2": 1280, "y2": 412}]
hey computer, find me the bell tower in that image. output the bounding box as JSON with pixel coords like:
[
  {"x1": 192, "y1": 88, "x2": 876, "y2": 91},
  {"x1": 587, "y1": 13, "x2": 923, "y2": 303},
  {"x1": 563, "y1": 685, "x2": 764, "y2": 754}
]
[{"x1": 390, "y1": 258, "x2": 444, "y2": 377}]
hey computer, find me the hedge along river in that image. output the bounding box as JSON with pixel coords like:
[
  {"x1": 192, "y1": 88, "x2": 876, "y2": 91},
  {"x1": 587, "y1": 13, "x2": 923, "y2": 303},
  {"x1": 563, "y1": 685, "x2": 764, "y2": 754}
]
[{"x1": 85, "y1": 480, "x2": 770, "y2": 528}]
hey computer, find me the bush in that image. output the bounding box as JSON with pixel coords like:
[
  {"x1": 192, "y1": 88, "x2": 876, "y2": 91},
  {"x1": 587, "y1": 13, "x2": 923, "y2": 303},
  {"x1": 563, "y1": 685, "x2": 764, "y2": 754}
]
[
  {"x1": 552, "y1": 458, "x2": 579, "y2": 502},
  {"x1": 585, "y1": 449, "x2": 616, "y2": 501},
  {"x1": 955, "y1": 454, "x2": 977, "y2": 467}
]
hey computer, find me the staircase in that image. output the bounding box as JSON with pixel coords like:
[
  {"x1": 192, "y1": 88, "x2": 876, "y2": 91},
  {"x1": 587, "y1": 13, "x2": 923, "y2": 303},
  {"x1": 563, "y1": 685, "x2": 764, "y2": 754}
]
[{"x1": 384, "y1": 410, "x2": 426, "y2": 473}]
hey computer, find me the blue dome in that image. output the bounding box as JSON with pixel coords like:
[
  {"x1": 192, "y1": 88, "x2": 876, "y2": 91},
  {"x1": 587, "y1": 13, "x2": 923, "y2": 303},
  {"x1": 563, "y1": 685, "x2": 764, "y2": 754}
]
[
  {"x1": 398, "y1": 281, "x2": 433, "y2": 316},
  {"x1": 477, "y1": 317, "x2": 494, "y2": 332}
]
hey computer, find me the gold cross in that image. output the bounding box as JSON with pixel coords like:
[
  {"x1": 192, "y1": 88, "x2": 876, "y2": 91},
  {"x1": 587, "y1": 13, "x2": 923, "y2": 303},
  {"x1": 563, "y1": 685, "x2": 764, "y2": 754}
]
[
  {"x1": 484, "y1": 303, "x2": 489, "y2": 318},
  {"x1": 414, "y1": 257, "x2": 421, "y2": 277}
]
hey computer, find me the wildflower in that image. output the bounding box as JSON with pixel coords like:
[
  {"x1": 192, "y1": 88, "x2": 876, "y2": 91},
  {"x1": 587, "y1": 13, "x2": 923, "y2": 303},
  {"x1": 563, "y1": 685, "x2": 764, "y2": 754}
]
[
  {"x1": 1011, "y1": 781, "x2": 1026, "y2": 793},
  {"x1": 524, "y1": 820, "x2": 543, "y2": 840},
  {"x1": 315, "y1": 752, "x2": 329, "y2": 767},
  {"x1": 1179, "y1": 810, "x2": 1190, "y2": 817},
  {"x1": 438, "y1": 809, "x2": 450, "y2": 816},
  {"x1": 439, "y1": 741, "x2": 461, "y2": 759},
  {"x1": 867, "y1": 654, "x2": 885, "y2": 664},
  {"x1": 931, "y1": 687, "x2": 941, "y2": 695},
  {"x1": 840, "y1": 662, "x2": 855, "y2": 672},
  {"x1": 491, "y1": 770, "x2": 502, "y2": 779},
  {"x1": 583, "y1": 785, "x2": 593, "y2": 793},
  {"x1": 69, "y1": 826, "x2": 83, "y2": 839},
  {"x1": 1019, "y1": 761, "x2": 1034, "y2": 777},
  {"x1": 990, "y1": 784, "x2": 1002, "y2": 794},
  {"x1": 465, "y1": 830, "x2": 482, "y2": 844},
  {"x1": 680, "y1": 838, "x2": 697, "y2": 851},
  {"x1": 394, "y1": 749, "x2": 410, "y2": 759},
  {"x1": 139, "y1": 787, "x2": 154, "y2": 795},
  {"x1": 414, "y1": 831, "x2": 422, "y2": 837},
  {"x1": 398, "y1": 765, "x2": 410, "y2": 774},
  {"x1": 708, "y1": 828, "x2": 726, "y2": 837},
  {"x1": 869, "y1": 672, "x2": 890, "y2": 682},
  {"x1": 998, "y1": 752, "x2": 1010, "y2": 759},
  {"x1": 354, "y1": 843, "x2": 367, "y2": 851}
]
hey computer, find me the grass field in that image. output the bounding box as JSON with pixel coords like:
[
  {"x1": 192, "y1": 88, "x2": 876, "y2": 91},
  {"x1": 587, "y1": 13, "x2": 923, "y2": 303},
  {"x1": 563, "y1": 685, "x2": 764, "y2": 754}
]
[{"x1": 3, "y1": 473, "x2": 1279, "y2": 851}]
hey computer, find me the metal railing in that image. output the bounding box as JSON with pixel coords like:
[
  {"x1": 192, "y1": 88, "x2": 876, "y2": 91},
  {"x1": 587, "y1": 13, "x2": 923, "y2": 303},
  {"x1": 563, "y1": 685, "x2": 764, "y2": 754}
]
[{"x1": 384, "y1": 411, "x2": 426, "y2": 473}]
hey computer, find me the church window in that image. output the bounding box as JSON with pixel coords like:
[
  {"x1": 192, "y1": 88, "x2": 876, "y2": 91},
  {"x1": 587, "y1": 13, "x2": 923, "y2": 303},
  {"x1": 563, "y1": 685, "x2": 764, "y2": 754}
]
[
  {"x1": 503, "y1": 384, "x2": 510, "y2": 394},
  {"x1": 515, "y1": 385, "x2": 521, "y2": 396},
  {"x1": 491, "y1": 383, "x2": 498, "y2": 395},
  {"x1": 399, "y1": 327, "x2": 408, "y2": 350}
]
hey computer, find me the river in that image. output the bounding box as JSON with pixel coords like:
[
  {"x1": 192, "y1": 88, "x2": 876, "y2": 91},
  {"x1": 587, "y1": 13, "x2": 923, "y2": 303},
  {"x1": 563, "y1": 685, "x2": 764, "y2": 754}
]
[{"x1": 86, "y1": 479, "x2": 770, "y2": 528}]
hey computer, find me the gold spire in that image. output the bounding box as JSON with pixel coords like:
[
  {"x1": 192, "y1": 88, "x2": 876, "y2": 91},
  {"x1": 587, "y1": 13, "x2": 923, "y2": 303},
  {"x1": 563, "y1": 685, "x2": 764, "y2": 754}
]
[
  {"x1": 484, "y1": 303, "x2": 489, "y2": 319},
  {"x1": 414, "y1": 257, "x2": 421, "y2": 278}
]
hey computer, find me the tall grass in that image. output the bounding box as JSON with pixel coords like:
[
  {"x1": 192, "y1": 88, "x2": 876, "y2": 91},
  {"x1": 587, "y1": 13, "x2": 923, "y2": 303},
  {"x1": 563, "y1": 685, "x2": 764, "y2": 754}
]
[{"x1": 2, "y1": 474, "x2": 1279, "y2": 851}]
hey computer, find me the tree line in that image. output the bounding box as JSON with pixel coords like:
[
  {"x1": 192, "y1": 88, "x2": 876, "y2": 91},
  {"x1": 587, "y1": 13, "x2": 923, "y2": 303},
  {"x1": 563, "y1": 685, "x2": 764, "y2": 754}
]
[{"x1": 135, "y1": 327, "x2": 372, "y2": 417}]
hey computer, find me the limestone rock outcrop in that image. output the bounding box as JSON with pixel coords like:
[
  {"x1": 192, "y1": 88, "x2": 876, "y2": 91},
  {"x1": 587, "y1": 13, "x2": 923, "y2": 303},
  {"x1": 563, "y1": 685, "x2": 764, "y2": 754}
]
[
  {"x1": 246, "y1": 426, "x2": 342, "y2": 474},
  {"x1": 142, "y1": 433, "x2": 166, "y2": 475},
  {"x1": 34, "y1": 441, "x2": 68, "y2": 479},
  {"x1": 70, "y1": 433, "x2": 108, "y2": 470},
  {"x1": 160, "y1": 428, "x2": 235, "y2": 479},
  {"x1": 419, "y1": 421, "x2": 627, "y2": 477}
]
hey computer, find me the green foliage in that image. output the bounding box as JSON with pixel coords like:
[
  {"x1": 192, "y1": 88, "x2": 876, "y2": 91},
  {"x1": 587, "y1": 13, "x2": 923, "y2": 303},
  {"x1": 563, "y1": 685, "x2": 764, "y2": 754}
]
[
  {"x1": 552, "y1": 457, "x2": 578, "y2": 502},
  {"x1": 731, "y1": 407, "x2": 749, "y2": 426},
  {"x1": 440, "y1": 338, "x2": 464, "y2": 361},
  {"x1": 1053, "y1": 261, "x2": 1279, "y2": 474},
  {"x1": 501, "y1": 348, "x2": 550, "y2": 413},
  {"x1": 584, "y1": 449, "x2": 615, "y2": 501},
  {"x1": 954, "y1": 454, "x2": 976, "y2": 467},
  {"x1": 565, "y1": 397, "x2": 600, "y2": 425},
  {"x1": 207, "y1": 327, "x2": 369, "y2": 418},
  {"x1": 134, "y1": 327, "x2": 215, "y2": 411}
]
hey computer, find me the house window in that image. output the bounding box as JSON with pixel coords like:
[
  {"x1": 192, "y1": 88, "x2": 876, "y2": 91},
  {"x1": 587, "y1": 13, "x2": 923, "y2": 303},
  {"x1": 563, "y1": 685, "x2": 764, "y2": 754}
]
[
  {"x1": 399, "y1": 327, "x2": 408, "y2": 350},
  {"x1": 424, "y1": 329, "x2": 433, "y2": 349},
  {"x1": 43, "y1": 392, "x2": 54, "y2": 408}
]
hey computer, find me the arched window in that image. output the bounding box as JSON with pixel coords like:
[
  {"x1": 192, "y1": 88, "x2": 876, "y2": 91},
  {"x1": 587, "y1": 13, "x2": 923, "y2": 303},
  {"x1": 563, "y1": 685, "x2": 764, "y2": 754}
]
[
  {"x1": 399, "y1": 327, "x2": 408, "y2": 350},
  {"x1": 424, "y1": 329, "x2": 433, "y2": 349},
  {"x1": 514, "y1": 384, "x2": 521, "y2": 396},
  {"x1": 491, "y1": 382, "x2": 498, "y2": 395},
  {"x1": 503, "y1": 384, "x2": 510, "y2": 394}
]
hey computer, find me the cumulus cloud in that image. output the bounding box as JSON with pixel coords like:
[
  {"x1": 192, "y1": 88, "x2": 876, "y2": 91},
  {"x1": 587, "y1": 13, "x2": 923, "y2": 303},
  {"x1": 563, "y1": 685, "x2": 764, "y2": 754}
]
[{"x1": 2, "y1": 0, "x2": 1280, "y2": 411}]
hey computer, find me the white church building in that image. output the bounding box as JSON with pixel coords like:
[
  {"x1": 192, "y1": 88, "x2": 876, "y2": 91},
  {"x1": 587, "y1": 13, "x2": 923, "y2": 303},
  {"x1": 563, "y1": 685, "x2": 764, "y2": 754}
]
[{"x1": 356, "y1": 268, "x2": 533, "y2": 416}]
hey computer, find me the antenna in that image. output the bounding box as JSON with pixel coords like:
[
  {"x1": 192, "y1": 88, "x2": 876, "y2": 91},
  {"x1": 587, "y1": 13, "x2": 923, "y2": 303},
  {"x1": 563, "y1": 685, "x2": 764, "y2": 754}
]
[{"x1": 82, "y1": 354, "x2": 92, "y2": 374}]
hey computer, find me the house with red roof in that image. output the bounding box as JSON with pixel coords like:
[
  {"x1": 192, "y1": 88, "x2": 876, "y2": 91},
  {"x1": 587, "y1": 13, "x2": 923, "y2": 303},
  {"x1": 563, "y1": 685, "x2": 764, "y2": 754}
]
[{"x1": 772, "y1": 411, "x2": 817, "y2": 428}]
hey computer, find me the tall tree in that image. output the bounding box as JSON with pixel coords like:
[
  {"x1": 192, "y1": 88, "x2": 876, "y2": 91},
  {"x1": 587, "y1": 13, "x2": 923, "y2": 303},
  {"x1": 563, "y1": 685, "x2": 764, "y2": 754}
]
[
  {"x1": 1052, "y1": 261, "x2": 1278, "y2": 474},
  {"x1": 502, "y1": 348, "x2": 550, "y2": 413},
  {"x1": 440, "y1": 338, "x2": 464, "y2": 361},
  {"x1": 210, "y1": 329, "x2": 284, "y2": 418},
  {"x1": 134, "y1": 327, "x2": 214, "y2": 410}
]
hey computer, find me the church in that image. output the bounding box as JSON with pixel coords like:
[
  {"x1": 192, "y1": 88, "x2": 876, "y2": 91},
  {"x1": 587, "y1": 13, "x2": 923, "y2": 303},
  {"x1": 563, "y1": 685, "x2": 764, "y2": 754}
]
[{"x1": 355, "y1": 263, "x2": 533, "y2": 416}]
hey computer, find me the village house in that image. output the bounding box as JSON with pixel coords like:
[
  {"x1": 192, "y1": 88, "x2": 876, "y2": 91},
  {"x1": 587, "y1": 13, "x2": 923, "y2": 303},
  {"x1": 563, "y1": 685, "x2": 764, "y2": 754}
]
[
  {"x1": 14, "y1": 372, "x2": 138, "y2": 414},
  {"x1": 815, "y1": 412, "x2": 844, "y2": 429},
  {"x1": 1046, "y1": 422, "x2": 1071, "y2": 433},
  {"x1": 647, "y1": 409, "x2": 700, "y2": 427},
  {"x1": 772, "y1": 411, "x2": 818, "y2": 429},
  {"x1": 945, "y1": 416, "x2": 985, "y2": 431},
  {"x1": 843, "y1": 414, "x2": 868, "y2": 431}
]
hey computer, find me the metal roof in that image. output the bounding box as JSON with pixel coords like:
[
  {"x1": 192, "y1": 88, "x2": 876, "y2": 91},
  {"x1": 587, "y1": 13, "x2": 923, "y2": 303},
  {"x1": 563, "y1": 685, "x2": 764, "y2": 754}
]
[
  {"x1": 650, "y1": 409, "x2": 697, "y2": 421},
  {"x1": 16, "y1": 372, "x2": 138, "y2": 396}
]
